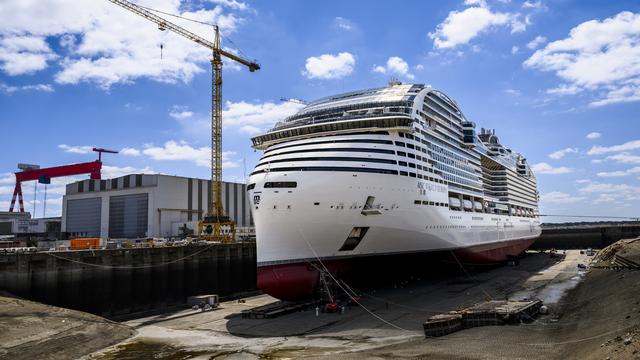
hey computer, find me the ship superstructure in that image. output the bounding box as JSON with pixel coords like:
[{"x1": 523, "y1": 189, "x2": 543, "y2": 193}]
[{"x1": 248, "y1": 82, "x2": 541, "y2": 300}]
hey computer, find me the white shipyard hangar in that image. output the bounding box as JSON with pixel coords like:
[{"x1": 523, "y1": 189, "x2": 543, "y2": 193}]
[{"x1": 61, "y1": 174, "x2": 254, "y2": 239}]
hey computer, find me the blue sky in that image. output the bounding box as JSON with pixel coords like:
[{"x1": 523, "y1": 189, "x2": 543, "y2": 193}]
[{"x1": 0, "y1": 0, "x2": 639, "y2": 221}]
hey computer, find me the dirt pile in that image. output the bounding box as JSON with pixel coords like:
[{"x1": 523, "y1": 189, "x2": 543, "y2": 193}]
[{"x1": 0, "y1": 295, "x2": 135, "y2": 360}]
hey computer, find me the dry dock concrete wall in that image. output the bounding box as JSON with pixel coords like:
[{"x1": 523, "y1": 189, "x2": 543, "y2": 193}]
[
  {"x1": 534, "y1": 224, "x2": 640, "y2": 250},
  {"x1": 0, "y1": 243, "x2": 256, "y2": 317}
]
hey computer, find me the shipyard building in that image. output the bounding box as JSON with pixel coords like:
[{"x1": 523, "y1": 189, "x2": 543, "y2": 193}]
[{"x1": 61, "y1": 174, "x2": 253, "y2": 239}]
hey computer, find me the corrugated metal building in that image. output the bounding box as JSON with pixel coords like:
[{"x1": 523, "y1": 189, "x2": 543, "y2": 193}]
[{"x1": 61, "y1": 174, "x2": 253, "y2": 239}]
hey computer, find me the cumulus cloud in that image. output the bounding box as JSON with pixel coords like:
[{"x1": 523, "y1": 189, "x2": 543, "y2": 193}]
[
  {"x1": 524, "y1": 11, "x2": 640, "y2": 107},
  {"x1": 0, "y1": 35, "x2": 57, "y2": 75},
  {"x1": 302, "y1": 52, "x2": 355, "y2": 80},
  {"x1": 548, "y1": 147, "x2": 578, "y2": 160},
  {"x1": 429, "y1": 2, "x2": 525, "y2": 49},
  {"x1": 531, "y1": 162, "x2": 573, "y2": 174},
  {"x1": 597, "y1": 167, "x2": 640, "y2": 177},
  {"x1": 102, "y1": 165, "x2": 155, "y2": 178},
  {"x1": 605, "y1": 152, "x2": 640, "y2": 164},
  {"x1": 540, "y1": 191, "x2": 585, "y2": 204},
  {"x1": 511, "y1": 46, "x2": 519, "y2": 54},
  {"x1": 58, "y1": 144, "x2": 94, "y2": 154},
  {"x1": 586, "y1": 132, "x2": 601, "y2": 140},
  {"x1": 526, "y1": 35, "x2": 547, "y2": 50},
  {"x1": 333, "y1": 17, "x2": 354, "y2": 31},
  {"x1": 372, "y1": 56, "x2": 415, "y2": 79},
  {"x1": 169, "y1": 106, "x2": 194, "y2": 120},
  {"x1": 587, "y1": 139, "x2": 640, "y2": 155},
  {"x1": 142, "y1": 140, "x2": 238, "y2": 168},
  {"x1": 120, "y1": 147, "x2": 141, "y2": 156},
  {"x1": 223, "y1": 100, "x2": 305, "y2": 134},
  {"x1": 0, "y1": 82, "x2": 54, "y2": 94},
  {"x1": 0, "y1": 1, "x2": 246, "y2": 89}
]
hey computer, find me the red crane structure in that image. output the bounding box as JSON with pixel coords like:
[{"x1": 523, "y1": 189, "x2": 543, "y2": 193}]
[{"x1": 8, "y1": 148, "x2": 118, "y2": 213}]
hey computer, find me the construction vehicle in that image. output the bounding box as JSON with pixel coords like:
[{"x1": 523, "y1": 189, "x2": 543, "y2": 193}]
[{"x1": 107, "y1": 0, "x2": 260, "y2": 243}]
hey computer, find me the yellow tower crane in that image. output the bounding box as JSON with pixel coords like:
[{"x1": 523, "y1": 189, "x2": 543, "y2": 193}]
[{"x1": 108, "y1": 0, "x2": 260, "y2": 242}]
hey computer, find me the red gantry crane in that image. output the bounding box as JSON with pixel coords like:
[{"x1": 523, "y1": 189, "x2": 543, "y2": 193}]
[{"x1": 9, "y1": 148, "x2": 117, "y2": 213}]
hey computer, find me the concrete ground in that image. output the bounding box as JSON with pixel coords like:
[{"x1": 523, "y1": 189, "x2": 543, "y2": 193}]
[
  {"x1": 87, "y1": 249, "x2": 597, "y2": 359},
  {"x1": 0, "y1": 294, "x2": 134, "y2": 360}
]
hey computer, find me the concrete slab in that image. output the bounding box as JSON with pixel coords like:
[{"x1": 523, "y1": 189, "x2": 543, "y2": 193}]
[{"x1": 89, "y1": 250, "x2": 593, "y2": 359}]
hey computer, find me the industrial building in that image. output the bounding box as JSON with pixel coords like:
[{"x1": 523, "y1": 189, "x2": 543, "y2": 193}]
[{"x1": 61, "y1": 174, "x2": 253, "y2": 239}]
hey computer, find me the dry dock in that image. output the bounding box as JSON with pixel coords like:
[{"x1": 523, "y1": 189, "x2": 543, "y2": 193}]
[{"x1": 81, "y1": 246, "x2": 633, "y2": 360}]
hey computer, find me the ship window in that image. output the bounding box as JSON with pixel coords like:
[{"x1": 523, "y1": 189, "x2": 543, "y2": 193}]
[
  {"x1": 406, "y1": 134, "x2": 414, "y2": 140},
  {"x1": 397, "y1": 151, "x2": 406, "y2": 157},
  {"x1": 409, "y1": 163, "x2": 416, "y2": 168},
  {"x1": 400, "y1": 171, "x2": 408, "y2": 176},
  {"x1": 262, "y1": 147, "x2": 396, "y2": 161},
  {"x1": 429, "y1": 201, "x2": 435, "y2": 205},
  {"x1": 410, "y1": 172, "x2": 417, "y2": 177},
  {"x1": 251, "y1": 166, "x2": 399, "y2": 176},
  {"x1": 418, "y1": 174, "x2": 423, "y2": 179},
  {"x1": 264, "y1": 181, "x2": 297, "y2": 188},
  {"x1": 399, "y1": 132, "x2": 405, "y2": 138},
  {"x1": 399, "y1": 161, "x2": 407, "y2": 166},
  {"x1": 257, "y1": 156, "x2": 397, "y2": 167},
  {"x1": 408, "y1": 153, "x2": 415, "y2": 159},
  {"x1": 247, "y1": 183, "x2": 256, "y2": 190},
  {"x1": 339, "y1": 227, "x2": 369, "y2": 251},
  {"x1": 395, "y1": 141, "x2": 405, "y2": 147},
  {"x1": 264, "y1": 138, "x2": 394, "y2": 154},
  {"x1": 417, "y1": 165, "x2": 423, "y2": 170},
  {"x1": 407, "y1": 144, "x2": 414, "y2": 149},
  {"x1": 414, "y1": 200, "x2": 421, "y2": 204}
]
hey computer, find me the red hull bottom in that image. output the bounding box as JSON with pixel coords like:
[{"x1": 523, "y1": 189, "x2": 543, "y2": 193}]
[{"x1": 258, "y1": 238, "x2": 537, "y2": 301}]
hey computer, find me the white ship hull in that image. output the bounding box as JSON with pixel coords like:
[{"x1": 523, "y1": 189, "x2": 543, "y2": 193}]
[{"x1": 249, "y1": 171, "x2": 540, "y2": 299}]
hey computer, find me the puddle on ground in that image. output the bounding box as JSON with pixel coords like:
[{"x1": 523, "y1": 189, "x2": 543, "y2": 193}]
[
  {"x1": 89, "y1": 341, "x2": 223, "y2": 360},
  {"x1": 536, "y1": 270, "x2": 586, "y2": 304}
]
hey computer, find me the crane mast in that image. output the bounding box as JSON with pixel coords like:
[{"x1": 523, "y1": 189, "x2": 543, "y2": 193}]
[{"x1": 107, "y1": 0, "x2": 260, "y2": 242}]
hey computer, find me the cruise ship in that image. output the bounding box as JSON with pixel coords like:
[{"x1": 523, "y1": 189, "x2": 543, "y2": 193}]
[{"x1": 248, "y1": 82, "x2": 541, "y2": 300}]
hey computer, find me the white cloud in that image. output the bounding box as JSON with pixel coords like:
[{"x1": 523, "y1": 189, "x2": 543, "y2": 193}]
[
  {"x1": 0, "y1": 35, "x2": 57, "y2": 75},
  {"x1": 578, "y1": 181, "x2": 636, "y2": 194},
  {"x1": 0, "y1": 173, "x2": 14, "y2": 184},
  {"x1": 591, "y1": 159, "x2": 604, "y2": 164},
  {"x1": 102, "y1": 165, "x2": 155, "y2": 178},
  {"x1": 545, "y1": 84, "x2": 581, "y2": 96},
  {"x1": 586, "y1": 132, "x2": 601, "y2": 140},
  {"x1": 302, "y1": 52, "x2": 355, "y2": 80},
  {"x1": 587, "y1": 139, "x2": 640, "y2": 155},
  {"x1": 522, "y1": 1, "x2": 545, "y2": 9},
  {"x1": 540, "y1": 191, "x2": 585, "y2": 204},
  {"x1": 526, "y1": 35, "x2": 547, "y2": 50},
  {"x1": 372, "y1": 56, "x2": 415, "y2": 79},
  {"x1": 505, "y1": 88, "x2": 521, "y2": 96},
  {"x1": 429, "y1": 4, "x2": 525, "y2": 49},
  {"x1": 0, "y1": 82, "x2": 54, "y2": 94},
  {"x1": 548, "y1": 147, "x2": 578, "y2": 160},
  {"x1": 142, "y1": 140, "x2": 238, "y2": 168},
  {"x1": 334, "y1": 17, "x2": 354, "y2": 31},
  {"x1": 58, "y1": 144, "x2": 94, "y2": 154},
  {"x1": 120, "y1": 147, "x2": 141, "y2": 156},
  {"x1": 208, "y1": 0, "x2": 250, "y2": 11},
  {"x1": 169, "y1": 106, "x2": 194, "y2": 120},
  {"x1": 524, "y1": 11, "x2": 640, "y2": 107},
  {"x1": 606, "y1": 152, "x2": 640, "y2": 164},
  {"x1": 511, "y1": 46, "x2": 519, "y2": 54},
  {"x1": 0, "y1": 1, "x2": 245, "y2": 89},
  {"x1": 597, "y1": 166, "x2": 640, "y2": 177},
  {"x1": 531, "y1": 162, "x2": 573, "y2": 174},
  {"x1": 223, "y1": 100, "x2": 306, "y2": 134}
]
